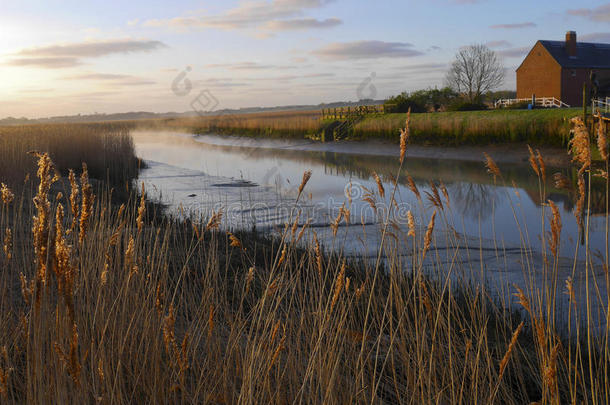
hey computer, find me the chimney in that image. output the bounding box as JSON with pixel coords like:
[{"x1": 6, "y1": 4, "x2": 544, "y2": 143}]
[{"x1": 566, "y1": 31, "x2": 577, "y2": 57}]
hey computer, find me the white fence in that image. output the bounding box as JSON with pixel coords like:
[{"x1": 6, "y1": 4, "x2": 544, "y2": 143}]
[
  {"x1": 592, "y1": 97, "x2": 610, "y2": 115},
  {"x1": 494, "y1": 97, "x2": 570, "y2": 109}
]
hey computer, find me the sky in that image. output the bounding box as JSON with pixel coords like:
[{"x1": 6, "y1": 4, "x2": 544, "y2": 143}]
[{"x1": 1, "y1": 0, "x2": 609, "y2": 118}]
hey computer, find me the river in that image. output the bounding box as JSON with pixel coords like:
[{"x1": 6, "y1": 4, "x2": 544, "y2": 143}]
[{"x1": 133, "y1": 131, "x2": 608, "y2": 330}]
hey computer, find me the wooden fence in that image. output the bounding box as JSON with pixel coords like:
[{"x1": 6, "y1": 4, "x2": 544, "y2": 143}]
[{"x1": 321, "y1": 105, "x2": 385, "y2": 120}]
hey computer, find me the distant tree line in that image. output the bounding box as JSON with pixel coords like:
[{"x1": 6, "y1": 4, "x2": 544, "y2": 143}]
[{"x1": 384, "y1": 88, "x2": 515, "y2": 113}]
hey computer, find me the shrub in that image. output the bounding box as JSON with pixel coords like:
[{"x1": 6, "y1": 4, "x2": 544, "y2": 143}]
[{"x1": 447, "y1": 101, "x2": 489, "y2": 111}]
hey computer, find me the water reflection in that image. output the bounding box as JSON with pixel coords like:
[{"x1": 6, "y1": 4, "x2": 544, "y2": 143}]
[
  {"x1": 449, "y1": 182, "x2": 498, "y2": 221},
  {"x1": 133, "y1": 131, "x2": 605, "y2": 255}
]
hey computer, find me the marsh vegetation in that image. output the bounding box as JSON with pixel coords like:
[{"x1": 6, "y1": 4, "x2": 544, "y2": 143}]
[{"x1": 0, "y1": 117, "x2": 608, "y2": 404}]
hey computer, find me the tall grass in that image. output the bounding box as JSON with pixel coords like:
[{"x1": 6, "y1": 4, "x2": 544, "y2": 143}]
[
  {"x1": 134, "y1": 110, "x2": 322, "y2": 139},
  {"x1": 99, "y1": 108, "x2": 583, "y2": 146},
  {"x1": 0, "y1": 123, "x2": 140, "y2": 190},
  {"x1": 0, "y1": 118, "x2": 608, "y2": 403},
  {"x1": 352, "y1": 109, "x2": 582, "y2": 146}
]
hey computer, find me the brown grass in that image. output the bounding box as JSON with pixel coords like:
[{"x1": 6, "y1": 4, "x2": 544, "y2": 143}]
[{"x1": 0, "y1": 119, "x2": 607, "y2": 404}]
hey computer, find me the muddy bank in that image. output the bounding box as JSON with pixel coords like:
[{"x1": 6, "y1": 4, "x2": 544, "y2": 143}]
[{"x1": 190, "y1": 133, "x2": 572, "y2": 167}]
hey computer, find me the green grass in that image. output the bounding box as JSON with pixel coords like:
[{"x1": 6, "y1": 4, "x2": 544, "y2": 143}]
[{"x1": 351, "y1": 108, "x2": 582, "y2": 147}]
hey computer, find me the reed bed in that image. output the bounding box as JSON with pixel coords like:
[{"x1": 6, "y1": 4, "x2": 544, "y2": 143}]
[
  {"x1": 0, "y1": 123, "x2": 139, "y2": 190},
  {"x1": 133, "y1": 109, "x2": 322, "y2": 139},
  {"x1": 352, "y1": 109, "x2": 582, "y2": 147},
  {"x1": 121, "y1": 108, "x2": 582, "y2": 146},
  {"x1": 0, "y1": 117, "x2": 608, "y2": 404}
]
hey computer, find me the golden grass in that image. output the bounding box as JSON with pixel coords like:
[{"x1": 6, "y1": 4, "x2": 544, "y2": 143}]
[{"x1": 0, "y1": 118, "x2": 607, "y2": 403}]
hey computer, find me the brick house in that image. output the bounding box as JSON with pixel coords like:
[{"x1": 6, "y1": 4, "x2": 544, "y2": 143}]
[{"x1": 516, "y1": 31, "x2": 610, "y2": 107}]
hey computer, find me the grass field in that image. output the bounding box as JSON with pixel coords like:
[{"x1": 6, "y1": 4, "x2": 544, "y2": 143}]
[
  {"x1": 0, "y1": 118, "x2": 608, "y2": 403},
  {"x1": 123, "y1": 107, "x2": 584, "y2": 147}
]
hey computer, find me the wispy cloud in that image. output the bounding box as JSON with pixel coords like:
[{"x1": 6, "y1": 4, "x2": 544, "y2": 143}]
[
  {"x1": 303, "y1": 72, "x2": 335, "y2": 78},
  {"x1": 264, "y1": 17, "x2": 341, "y2": 31},
  {"x1": 486, "y1": 40, "x2": 512, "y2": 48},
  {"x1": 497, "y1": 46, "x2": 529, "y2": 58},
  {"x1": 203, "y1": 62, "x2": 308, "y2": 70},
  {"x1": 142, "y1": 0, "x2": 337, "y2": 32},
  {"x1": 204, "y1": 62, "x2": 276, "y2": 70},
  {"x1": 6, "y1": 57, "x2": 81, "y2": 69},
  {"x1": 580, "y1": 32, "x2": 610, "y2": 42},
  {"x1": 312, "y1": 40, "x2": 423, "y2": 60},
  {"x1": 567, "y1": 4, "x2": 610, "y2": 22},
  {"x1": 64, "y1": 73, "x2": 156, "y2": 86},
  {"x1": 6, "y1": 39, "x2": 167, "y2": 69},
  {"x1": 16, "y1": 39, "x2": 166, "y2": 58},
  {"x1": 490, "y1": 22, "x2": 536, "y2": 29},
  {"x1": 397, "y1": 63, "x2": 447, "y2": 70}
]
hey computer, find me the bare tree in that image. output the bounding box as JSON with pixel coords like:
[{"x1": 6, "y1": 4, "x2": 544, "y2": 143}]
[{"x1": 445, "y1": 44, "x2": 504, "y2": 103}]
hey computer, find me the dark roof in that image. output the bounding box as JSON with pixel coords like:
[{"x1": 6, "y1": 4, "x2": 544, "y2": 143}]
[{"x1": 539, "y1": 40, "x2": 610, "y2": 69}]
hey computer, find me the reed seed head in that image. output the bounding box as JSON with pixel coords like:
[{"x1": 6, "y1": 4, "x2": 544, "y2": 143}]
[
  {"x1": 569, "y1": 116, "x2": 591, "y2": 173},
  {"x1": 407, "y1": 211, "x2": 416, "y2": 237},
  {"x1": 597, "y1": 120, "x2": 608, "y2": 161},
  {"x1": 0, "y1": 183, "x2": 14, "y2": 204},
  {"x1": 399, "y1": 108, "x2": 411, "y2": 164},
  {"x1": 422, "y1": 211, "x2": 436, "y2": 261},
  {"x1": 297, "y1": 170, "x2": 312, "y2": 198},
  {"x1": 483, "y1": 152, "x2": 501, "y2": 180},
  {"x1": 498, "y1": 321, "x2": 524, "y2": 381},
  {"x1": 372, "y1": 171, "x2": 385, "y2": 198}
]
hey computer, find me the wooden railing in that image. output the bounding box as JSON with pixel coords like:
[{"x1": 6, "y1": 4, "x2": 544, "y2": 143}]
[
  {"x1": 494, "y1": 97, "x2": 570, "y2": 109},
  {"x1": 321, "y1": 105, "x2": 385, "y2": 120}
]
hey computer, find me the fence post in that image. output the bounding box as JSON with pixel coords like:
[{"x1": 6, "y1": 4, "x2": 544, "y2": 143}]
[{"x1": 583, "y1": 83, "x2": 587, "y2": 121}]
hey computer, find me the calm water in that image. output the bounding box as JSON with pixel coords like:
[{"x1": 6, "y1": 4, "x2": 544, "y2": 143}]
[
  {"x1": 133, "y1": 131, "x2": 605, "y2": 255},
  {"x1": 133, "y1": 131, "x2": 608, "y2": 330}
]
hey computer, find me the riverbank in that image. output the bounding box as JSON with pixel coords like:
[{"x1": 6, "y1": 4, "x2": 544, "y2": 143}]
[
  {"x1": 142, "y1": 107, "x2": 584, "y2": 148},
  {"x1": 188, "y1": 132, "x2": 573, "y2": 167}
]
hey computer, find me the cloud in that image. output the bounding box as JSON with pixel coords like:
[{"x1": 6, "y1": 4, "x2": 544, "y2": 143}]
[
  {"x1": 143, "y1": 0, "x2": 336, "y2": 31},
  {"x1": 497, "y1": 46, "x2": 530, "y2": 58},
  {"x1": 567, "y1": 4, "x2": 610, "y2": 22},
  {"x1": 204, "y1": 62, "x2": 276, "y2": 70},
  {"x1": 303, "y1": 72, "x2": 335, "y2": 78},
  {"x1": 486, "y1": 40, "x2": 512, "y2": 48},
  {"x1": 6, "y1": 57, "x2": 82, "y2": 69},
  {"x1": 7, "y1": 39, "x2": 167, "y2": 69},
  {"x1": 64, "y1": 73, "x2": 156, "y2": 86},
  {"x1": 264, "y1": 17, "x2": 341, "y2": 30},
  {"x1": 490, "y1": 22, "x2": 536, "y2": 29},
  {"x1": 203, "y1": 62, "x2": 308, "y2": 70},
  {"x1": 16, "y1": 39, "x2": 166, "y2": 58},
  {"x1": 580, "y1": 32, "x2": 610, "y2": 42},
  {"x1": 397, "y1": 63, "x2": 447, "y2": 70},
  {"x1": 312, "y1": 41, "x2": 424, "y2": 60},
  {"x1": 194, "y1": 78, "x2": 251, "y2": 88}
]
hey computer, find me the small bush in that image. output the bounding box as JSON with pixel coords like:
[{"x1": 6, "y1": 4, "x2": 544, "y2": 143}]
[
  {"x1": 447, "y1": 101, "x2": 489, "y2": 111},
  {"x1": 504, "y1": 102, "x2": 531, "y2": 110}
]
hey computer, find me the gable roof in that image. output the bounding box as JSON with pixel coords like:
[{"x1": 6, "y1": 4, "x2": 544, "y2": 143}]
[{"x1": 539, "y1": 40, "x2": 610, "y2": 69}]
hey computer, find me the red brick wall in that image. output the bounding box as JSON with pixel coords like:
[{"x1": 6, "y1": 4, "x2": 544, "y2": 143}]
[{"x1": 516, "y1": 42, "x2": 562, "y2": 101}]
